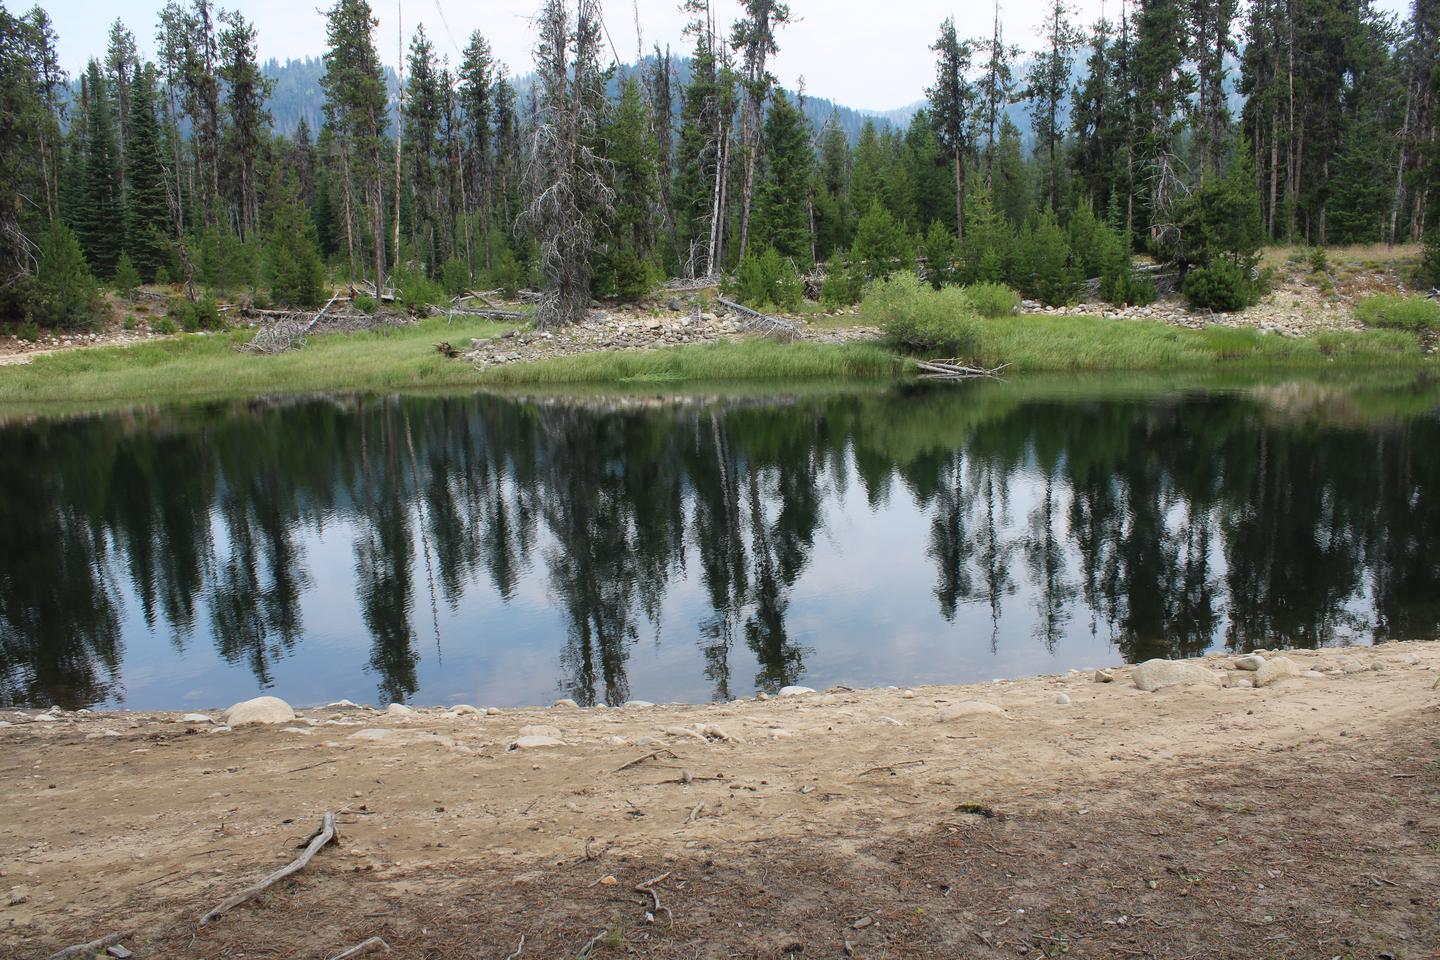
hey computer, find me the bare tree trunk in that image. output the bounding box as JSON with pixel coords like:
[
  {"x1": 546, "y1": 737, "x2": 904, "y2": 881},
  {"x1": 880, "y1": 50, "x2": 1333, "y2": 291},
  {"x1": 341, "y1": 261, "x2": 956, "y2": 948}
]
[
  {"x1": 1390, "y1": 76, "x2": 1417, "y2": 248},
  {"x1": 342, "y1": 140, "x2": 357, "y2": 282},
  {"x1": 955, "y1": 149, "x2": 965, "y2": 243}
]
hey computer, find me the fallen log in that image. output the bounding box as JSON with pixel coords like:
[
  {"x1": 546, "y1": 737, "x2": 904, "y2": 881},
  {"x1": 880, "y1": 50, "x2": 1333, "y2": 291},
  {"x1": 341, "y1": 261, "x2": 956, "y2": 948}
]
[
  {"x1": 912, "y1": 358, "x2": 1011, "y2": 381},
  {"x1": 199, "y1": 812, "x2": 337, "y2": 925},
  {"x1": 717, "y1": 297, "x2": 801, "y2": 341},
  {"x1": 46, "y1": 930, "x2": 136, "y2": 960},
  {"x1": 428, "y1": 304, "x2": 528, "y2": 321}
]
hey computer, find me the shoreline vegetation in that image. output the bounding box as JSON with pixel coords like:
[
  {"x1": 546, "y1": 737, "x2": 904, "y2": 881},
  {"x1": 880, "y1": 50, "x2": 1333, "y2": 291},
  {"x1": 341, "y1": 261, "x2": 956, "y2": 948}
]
[
  {"x1": 0, "y1": 288, "x2": 1435, "y2": 411},
  {"x1": 6, "y1": 642, "x2": 1437, "y2": 958}
]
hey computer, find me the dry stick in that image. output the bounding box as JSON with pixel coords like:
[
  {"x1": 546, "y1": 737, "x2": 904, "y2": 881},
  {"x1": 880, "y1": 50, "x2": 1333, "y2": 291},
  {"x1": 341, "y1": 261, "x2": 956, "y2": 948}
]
[
  {"x1": 46, "y1": 929, "x2": 136, "y2": 960},
  {"x1": 199, "y1": 813, "x2": 337, "y2": 925},
  {"x1": 576, "y1": 928, "x2": 609, "y2": 959},
  {"x1": 854, "y1": 759, "x2": 931, "y2": 778},
  {"x1": 615, "y1": 749, "x2": 678, "y2": 773},
  {"x1": 285, "y1": 757, "x2": 340, "y2": 775},
  {"x1": 716, "y1": 297, "x2": 801, "y2": 341},
  {"x1": 503, "y1": 934, "x2": 526, "y2": 960},
  {"x1": 635, "y1": 871, "x2": 674, "y2": 921},
  {"x1": 685, "y1": 802, "x2": 705, "y2": 824},
  {"x1": 326, "y1": 936, "x2": 390, "y2": 960}
]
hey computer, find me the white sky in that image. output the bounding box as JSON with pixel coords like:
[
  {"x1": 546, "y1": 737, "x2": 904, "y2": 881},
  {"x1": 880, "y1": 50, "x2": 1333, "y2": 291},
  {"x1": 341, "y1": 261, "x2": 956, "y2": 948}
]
[{"x1": 47, "y1": 0, "x2": 1413, "y2": 113}]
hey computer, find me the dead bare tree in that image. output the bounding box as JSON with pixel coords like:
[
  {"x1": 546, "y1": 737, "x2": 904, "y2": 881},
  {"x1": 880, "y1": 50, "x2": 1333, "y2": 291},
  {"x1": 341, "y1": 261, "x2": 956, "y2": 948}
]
[{"x1": 522, "y1": 0, "x2": 614, "y2": 328}]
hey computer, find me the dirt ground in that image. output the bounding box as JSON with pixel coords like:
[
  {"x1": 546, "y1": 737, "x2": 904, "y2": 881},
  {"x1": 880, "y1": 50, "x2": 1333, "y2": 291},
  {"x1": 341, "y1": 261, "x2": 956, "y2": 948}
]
[{"x1": 4, "y1": 643, "x2": 1438, "y2": 960}]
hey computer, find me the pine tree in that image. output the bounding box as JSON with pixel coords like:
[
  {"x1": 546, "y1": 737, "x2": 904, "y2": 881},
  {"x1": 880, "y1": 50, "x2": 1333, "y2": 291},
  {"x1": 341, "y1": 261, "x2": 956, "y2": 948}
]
[
  {"x1": 927, "y1": 17, "x2": 975, "y2": 242},
  {"x1": 104, "y1": 20, "x2": 137, "y2": 186},
  {"x1": 978, "y1": 2, "x2": 1020, "y2": 187},
  {"x1": 76, "y1": 60, "x2": 123, "y2": 277},
  {"x1": 124, "y1": 64, "x2": 172, "y2": 281},
  {"x1": 34, "y1": 219, "x2": 99, "y2": 328},
  {"x1": 1026, "y1": 0, "x2": 1080, "y2": 210},
  {"x1": 1132, "y1": 0, "x2": 1194, "y2": 245},
  {"x1": 263, "y1": 167, "x2": 326, "y2": 307},
  {"x1": 458, "y1": 30, "x2": 495, "y2": 267},
  {"x1": 1071, "y1": 16, "x2": 1115, "y2": 209},
  {"x1": 402, "y1": 25, "x2": 443, "y2": 271},
  {"x1": 731, "y1": 0, "x2": 791, "y2": 262},
  {"x1": 321, "y1": 0, "x2": 390, "y2": 288},
  {"x1": 752, "y1": 89, "x2": 811, "y2": 260},
  {"x1": 600, "y1": 75, "x2": 662, "y2": 299},
  {"x1": 219, "y1": 9, "x2": 270, "y2": 239}
]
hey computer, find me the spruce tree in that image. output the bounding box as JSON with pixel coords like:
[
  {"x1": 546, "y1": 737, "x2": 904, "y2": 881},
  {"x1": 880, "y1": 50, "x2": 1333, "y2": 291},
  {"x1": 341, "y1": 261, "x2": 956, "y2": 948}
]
[
  {"x1": 600, "y1": 75, "x2": 662, "y2": 300},
  {"x1": 123, "y1": 64, "x2": 171, "y2": 282},
  {"x1": 927, "y1": 17, "x2": 975, "y2": 241},
  {"x1": 76, "y1": 60, "x2": 123, "y2": 277},
  {"x1": 34, "y1": 219, "x2": 99, "y2": 328},
  {"x1": 218, "y1": 9, "x2": 270, "y2": 239},
  {"x1": 752, "y1": 89, "x2": 811, "y2": 260},
  {"x1": 263, "y1": 168, "x2": 326, "y2": 307},
  {"x1": 1026, "y1": 0, "x2": 1080, "y2": 210}
]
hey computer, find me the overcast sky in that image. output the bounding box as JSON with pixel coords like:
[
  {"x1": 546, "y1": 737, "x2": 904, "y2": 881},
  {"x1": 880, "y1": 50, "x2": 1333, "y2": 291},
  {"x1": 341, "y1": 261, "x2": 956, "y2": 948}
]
[{"x1": 46, "y1": 0, "x2": 1413, "y2": 113}]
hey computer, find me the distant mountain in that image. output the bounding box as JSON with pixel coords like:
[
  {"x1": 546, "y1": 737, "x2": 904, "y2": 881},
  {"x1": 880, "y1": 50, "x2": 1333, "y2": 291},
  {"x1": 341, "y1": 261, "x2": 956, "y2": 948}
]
[{"x1": 258, "y1": 54, "x2": 913, "y2": 145}]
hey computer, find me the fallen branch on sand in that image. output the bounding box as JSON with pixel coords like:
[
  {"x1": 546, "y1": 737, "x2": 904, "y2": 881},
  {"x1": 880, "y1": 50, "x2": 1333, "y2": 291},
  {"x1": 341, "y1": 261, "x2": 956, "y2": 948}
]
[
  {"x1": 912, "y1": 359, "x2": 1011, "y2": 381},
  {"x1": 46, "y1": 930, "x2": 136, "y2": 960},
  {"x1": 717, "y1": 297, "x2": 801, "y2": 341},
  {"x1": 615, "y1": 749, "x2": 679, "y2": 773},
  {"x1": 326, "y1": 936, "x2": 390, "y2": 960},
  {"x1": 199, "y1": 812, "x2": 337, "y2": 925}
]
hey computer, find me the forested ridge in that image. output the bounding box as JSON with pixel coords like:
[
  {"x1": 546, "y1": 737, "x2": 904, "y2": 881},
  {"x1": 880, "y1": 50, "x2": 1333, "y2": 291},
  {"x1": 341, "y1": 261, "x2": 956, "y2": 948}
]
[{"x1": 1, "y1": 0, "x2": 1438, "y2": 331}]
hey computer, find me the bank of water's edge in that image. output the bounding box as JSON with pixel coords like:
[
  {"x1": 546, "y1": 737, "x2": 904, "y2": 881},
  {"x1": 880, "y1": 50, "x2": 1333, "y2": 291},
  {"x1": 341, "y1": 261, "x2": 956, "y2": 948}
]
[{"x1": 0, "y1": 312, "x2": 1434, "y2": 413}]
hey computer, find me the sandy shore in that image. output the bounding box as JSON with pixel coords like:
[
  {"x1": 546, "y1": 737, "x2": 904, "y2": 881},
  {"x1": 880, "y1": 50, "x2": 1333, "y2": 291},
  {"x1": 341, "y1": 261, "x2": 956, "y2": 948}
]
[{"x1": 4, "y1": 643, "x2": 1438, "y2": 959}]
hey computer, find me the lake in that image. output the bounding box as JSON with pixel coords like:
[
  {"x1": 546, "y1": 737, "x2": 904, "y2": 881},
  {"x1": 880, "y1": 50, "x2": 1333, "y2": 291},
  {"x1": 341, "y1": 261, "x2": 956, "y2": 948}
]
[{"x1": 2, "y1": 374, "x2": 1437, "y2": 711}]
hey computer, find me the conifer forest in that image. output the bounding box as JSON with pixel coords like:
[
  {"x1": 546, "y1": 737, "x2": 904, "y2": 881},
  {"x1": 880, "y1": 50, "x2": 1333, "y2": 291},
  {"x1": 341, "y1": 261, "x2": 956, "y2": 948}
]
[{"x1": 1, "y1": 0, "x2": 1439, "y2": 330}]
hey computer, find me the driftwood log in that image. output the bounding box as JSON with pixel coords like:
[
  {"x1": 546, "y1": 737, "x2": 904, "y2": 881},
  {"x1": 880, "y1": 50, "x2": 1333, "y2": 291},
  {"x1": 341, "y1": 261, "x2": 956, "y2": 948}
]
[
  {"x1": 199, "y1": 813, "x2": 337, "y2": 925},
  {"x1": 717, "y1": 297, "x2": 800, "y2": 341},
  {"x1": 326, "y1": 936, "x2": 391, "y2": 960},
  {"x1": 427, "y1": 304, "x2": 528, "y2": 321},
  {"x1": 913, "y1": 359, "x2": 1011, "y2": 381},
  {"x1": 46, "y1": 930, "x2": 136, "y2": 960}
]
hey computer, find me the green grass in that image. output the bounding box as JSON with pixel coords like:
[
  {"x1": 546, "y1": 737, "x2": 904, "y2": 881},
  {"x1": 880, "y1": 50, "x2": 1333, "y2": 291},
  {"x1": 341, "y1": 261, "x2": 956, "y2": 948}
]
[
  {"x1": 1354, "y1": 294, "x2": 1440, "y2": 331},
  {"x1": 475, "y1": 339, "x2": 903, "y2": 385},
  {"x1": 0, "y1": 316, "x2": 514, "y2": 410},
  {"x1": 965, "y1": 313, "x2": 1424, "y2": 371}
]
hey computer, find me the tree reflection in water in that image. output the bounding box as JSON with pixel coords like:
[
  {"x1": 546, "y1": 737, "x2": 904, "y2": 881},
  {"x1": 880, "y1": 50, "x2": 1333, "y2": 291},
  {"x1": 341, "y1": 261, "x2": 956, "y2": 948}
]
[{"x1": 0, "y1": 378, "x2": 1436, "y2": 708}]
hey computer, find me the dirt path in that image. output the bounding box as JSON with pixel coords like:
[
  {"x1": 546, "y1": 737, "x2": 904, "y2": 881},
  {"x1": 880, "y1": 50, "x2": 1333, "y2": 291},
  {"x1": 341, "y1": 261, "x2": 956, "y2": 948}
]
[{"x1": 4, "y1": 643, "x2": 1437, "y2": 959}]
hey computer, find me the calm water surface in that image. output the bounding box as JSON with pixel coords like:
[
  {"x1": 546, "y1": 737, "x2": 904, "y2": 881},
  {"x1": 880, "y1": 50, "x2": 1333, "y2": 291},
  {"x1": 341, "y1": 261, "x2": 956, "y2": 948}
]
[{"x1": 3, "y1": 376, "x2": 1437, "y2": 710}]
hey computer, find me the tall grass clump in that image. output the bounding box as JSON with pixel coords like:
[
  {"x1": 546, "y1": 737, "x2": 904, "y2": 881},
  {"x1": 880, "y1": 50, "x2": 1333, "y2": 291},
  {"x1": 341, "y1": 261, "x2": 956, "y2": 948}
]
[
  {"x1": 960, "y1": 282, "x2": 1020, "y2": 318},
  {"x1": 1354, "y1": 294, "x2": 1439, "y2": 331},
  {"x1": 861, "y1": 273, "x2": 980, "y2": 357}
]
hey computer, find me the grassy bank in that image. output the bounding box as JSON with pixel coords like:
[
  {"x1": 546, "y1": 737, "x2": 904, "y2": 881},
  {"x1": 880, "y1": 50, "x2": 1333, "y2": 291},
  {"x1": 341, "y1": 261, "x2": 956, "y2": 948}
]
[
  {"x1": 478, "y1": 314, "x2": 1431, "y2": 386},
  {"x1": 966, "y1": 313, "x2": 1426, "y2": 371},
  {"x1": 0, "y1": 316, "x2": 513, "y2": 409},
  {"x1": 1, "y1": 308, "x2": 1432, "y2": 411},
  {"x1": 474, "y1": 339, "x2": 902, "y2": 385}
]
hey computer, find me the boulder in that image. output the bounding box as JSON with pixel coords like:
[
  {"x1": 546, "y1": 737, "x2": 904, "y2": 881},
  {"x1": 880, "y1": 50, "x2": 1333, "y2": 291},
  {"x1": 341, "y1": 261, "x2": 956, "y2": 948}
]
[
  {"x1": 767, "y1": 728, "x2": 793, "y2": 740},
  {"x1": 386, "y1": 703, "x2": 414, "y2": 716},
  {"x1": 937, "y1": 701, "x2": 1007, "y2": 722},
  {"x1": 1233, "y1": 654, "x2": 1266, "y2": 671},
  {"x1": 325, "y1": 700, "x2": 361, "y2": 709},
  {"x1": 518, "y1": 724, "x2": 562, "y2": 739},
  {"x1": 1226, "y1": 676, "x2": 1255, "y2": 689},
  {"x1": 509, "y1": 735, "x2": 564, "y2": 750},
  {"x1": 552, "y1": 698, "x2": 580, "y2": 709},
  {"x1": 778, "y1": 686, "x2": 816, "y2": 697},
  {"x1": 623, "y1": 700, "x2": 656, "y2": 709},
  {"x1": 349, "y1": 728, "x2": 396, "y2": 741},
  {"x1": 450, "y1": 705, "x2": 480, "y2": 715},
  {"x1": 1255, "y1": 656, "x2": 1302, "y2": 687},
  {"x1": 1131, "y1": 660, "x2": 1223, "y2": 693},
  {"x1": 1094, "y1": 670, "x2": 1116, "y2": 683},
  {"x1": 224, "y1": 696, "x2": 296, "y2": 727},
  {"x1": 1055, "y1": 694, "x2": 1072, "y2": 706},
  {"x1": 178, "y1": 713, "x2": 214, "y2": 724}
]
